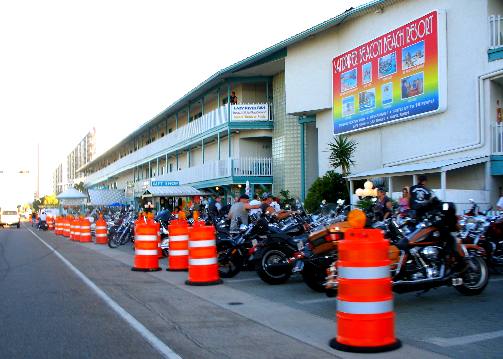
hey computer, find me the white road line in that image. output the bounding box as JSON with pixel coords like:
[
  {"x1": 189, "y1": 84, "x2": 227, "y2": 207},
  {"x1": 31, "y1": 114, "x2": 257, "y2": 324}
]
[
  {"x1": 296, "y1": 297, "x2": 335, "y2": 304},
  {"x1": 427, "y1": 330, "x2": 503, "y2": 347},
  {"x1": 225, "y1": 277, "x2": 262, "y2": 283},
  {"x1": 27, "y1": 228, "x2": 181, "y2": 359}
]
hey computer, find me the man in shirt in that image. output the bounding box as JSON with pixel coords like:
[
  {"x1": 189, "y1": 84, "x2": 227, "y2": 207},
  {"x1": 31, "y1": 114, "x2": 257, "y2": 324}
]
[
  {"x1": 409, "y1": 175, "x2": 433, "y2": 219},
  {"x1": 228, "y1": 194, "x2": 260, "y2": 233},
  {"x1": 249, "y1": 194, "x2": 262, "y2": 216}
]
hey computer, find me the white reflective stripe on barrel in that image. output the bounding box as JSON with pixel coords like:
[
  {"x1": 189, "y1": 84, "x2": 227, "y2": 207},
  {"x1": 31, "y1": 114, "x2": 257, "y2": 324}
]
[
  {"x1": 170, "y1": 250, "x2": 189, "y2": 256},
  {"x1": 337, "y1": 300, "x2": 393, "y2": 315},
  {"x1": 135, "y1": 235, "x2": 158, "y2": 241},
  {"x1": 189, "y1": 257, "x2": 217, "y2": 266},
  {"x1": 189, "y1": 240, "x2": 216, "y2": 248},
  {"x1": 96, "y1": 226, "x2": 107, "y2": 230},
  {"x1": 169, "y1": 235, "x2": 189, "y2": 242},
  {"x1": 96, "y1": 234, "x2": 107, "y2": 237},
  {"x1": 135, "y1": 249, "x2": 158, "y2": 255},
  {"x1": 338, "y1": 266, "x2": 390, "y2": 280}
]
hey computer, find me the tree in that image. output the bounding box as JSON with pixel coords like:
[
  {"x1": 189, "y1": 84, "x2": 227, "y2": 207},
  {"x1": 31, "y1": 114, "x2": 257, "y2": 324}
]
[
  {"x1": 328, "y1": 135, "x2": 357, "y2": 175},
  {"x1": 32, "y1": 198, "x2": 42, "y2": 212},
  {"x1": 74, "y1": 181, "x2": 86, "y2": 193},
  {"x1": 304, "y1": 171, "x2": 349, "y2": 213},
  {"x1": 43, "y1": 194, "x2": 59, "y2": 207}
]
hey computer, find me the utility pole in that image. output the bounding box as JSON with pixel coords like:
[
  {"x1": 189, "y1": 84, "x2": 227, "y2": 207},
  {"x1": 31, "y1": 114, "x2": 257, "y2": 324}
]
[{"x1": 36, "y1": 143, "x2": 40, "y2": 199}]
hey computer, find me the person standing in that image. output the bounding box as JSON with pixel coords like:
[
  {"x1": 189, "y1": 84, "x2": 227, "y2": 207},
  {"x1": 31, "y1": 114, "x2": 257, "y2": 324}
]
[
  {"x1": 227, "y1": 194, "x2": 260, "y2": 233},
  {"x1": 409, "y1": 175, "x2": 433, "y2": 218},
  {"x1": 375, "y1": 188, "x2": 393, "y2": 221},
  {"x1": 398, "y1": 187, "x2": 410, "y2": 216},
  {"x1": 249, "y1": 194, "x2": 262, "y2": 216}
]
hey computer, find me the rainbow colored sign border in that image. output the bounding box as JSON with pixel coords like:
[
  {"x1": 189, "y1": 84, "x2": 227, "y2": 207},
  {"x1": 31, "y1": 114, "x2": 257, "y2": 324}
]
[{"x1": 332, "y1": 11, "x2": 446, "y2": 135}]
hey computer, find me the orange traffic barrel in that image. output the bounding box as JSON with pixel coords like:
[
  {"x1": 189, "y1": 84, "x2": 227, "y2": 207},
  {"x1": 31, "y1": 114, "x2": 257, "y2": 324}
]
[
  {"x1": 131, "y1": 220, "x2": 161, "y2": 272},
  {"x1": 80, "y1": 218, "x2": 92, "y2": 242},
  {"x1": 167, "y1": 219, "x2": 189, "y2": 271},
  {"x1": 330, "y1": 228, "x2": 401, "y2": 353},
  {"x1": 63, "y1": 216, "x2": 71, "y2": 238},
  {"x1": 186, "y1": 224, "x2": 222, "y2": 286},
  {"x1": 95, "y1": 215, "x2": 108, "y2": 244},
  {"x1": 48, "y1": 216, "x2": 55, "y2": 231},
  {"x1": 70, "y1": 218, "x2": 77, "y2": 240},
  {"x1": 54, "y1": 217, "x2": 60, "y2": 235},
  {"x1": 57, "y1": 217, "x2": 63, "y2": 235}
]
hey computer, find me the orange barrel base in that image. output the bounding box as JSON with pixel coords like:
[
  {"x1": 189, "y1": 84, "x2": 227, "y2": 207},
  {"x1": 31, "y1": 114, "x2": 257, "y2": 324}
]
[
  {"x1": 185, "y1": 278, "x2": 222, "y2": 286},
  {"x1": 167, "y1": 268, "x2": 188, "y2": 272},
  {"x1": 330, "y1": 338, "x2": 401, "y2": 353},
  {"x1": 131, "y1": 267, "x2": 161, "y2": 272}
]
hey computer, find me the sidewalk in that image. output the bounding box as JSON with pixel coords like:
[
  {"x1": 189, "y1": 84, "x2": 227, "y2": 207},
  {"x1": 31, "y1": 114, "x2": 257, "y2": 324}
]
[{"x1": 43, "y1": 231, "x2": 450, "y2": 359}]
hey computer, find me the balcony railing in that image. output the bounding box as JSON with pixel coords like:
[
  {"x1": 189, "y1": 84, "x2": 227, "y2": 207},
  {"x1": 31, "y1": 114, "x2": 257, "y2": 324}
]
[
  {"x1": 135, "y1": 157, "x2": 272, "y2": 189},
  {"x1": 489, "y1": 15, "x2": 503, "y2": 49},
  {"x1": 85, "y1": 103, "x2": 272, "y2": 186},
  {"x1": 491, "y1": 124, "x2": 503, "y2": 154}
]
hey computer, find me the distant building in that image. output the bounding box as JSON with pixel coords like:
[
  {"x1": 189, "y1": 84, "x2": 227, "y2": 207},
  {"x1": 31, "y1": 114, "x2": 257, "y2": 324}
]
[{"x1": 52, "y1": 128, "x2": 96, "y2": 194}]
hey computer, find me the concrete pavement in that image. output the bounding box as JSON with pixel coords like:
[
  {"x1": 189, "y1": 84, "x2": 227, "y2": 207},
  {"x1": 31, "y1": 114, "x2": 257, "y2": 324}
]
[{"x1": 2, "y1": 225, "x2": 502, "y2": 358}]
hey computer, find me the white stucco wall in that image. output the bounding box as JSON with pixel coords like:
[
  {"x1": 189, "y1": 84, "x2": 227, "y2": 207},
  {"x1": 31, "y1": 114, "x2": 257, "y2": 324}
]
[{"x1": 286, "y1": 0, "x2": 499, "y2": 176}]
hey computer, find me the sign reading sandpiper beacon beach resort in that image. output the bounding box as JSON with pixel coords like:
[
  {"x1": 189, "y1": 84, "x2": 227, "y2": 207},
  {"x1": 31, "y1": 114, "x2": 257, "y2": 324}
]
[{"x1": 332, "y1": 11, "x2": 445, "y2": 134}]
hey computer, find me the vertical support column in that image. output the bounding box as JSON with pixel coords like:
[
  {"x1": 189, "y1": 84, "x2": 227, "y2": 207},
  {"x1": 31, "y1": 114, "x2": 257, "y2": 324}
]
[
  {"x1": 187, "y1": 103, "x2": 191, "y2": 123},
  {"x1": 148, "y1": 162, "x2": 151, "y2": 179},
  {"x1": 156, "y1": 157, "x2": 159, "y2": 177},
  {"x1": 412, "y1": 174, "x2": 418, "y2": 185},
  {"x1": 175, "y1": 113, "x2": 179, "y2": 129},
  {"x1": 176, "y1": 151, "x2": 179, "y2": 170},
  {"x1": 217, "y1": 132, "x2": 221, "y2": 160},
  {"x1": 388, "y1": 177, "x2": 393, "y2": 198},
  {"x1": 265, "y1": 80, "x2": 270, "y2": 120},
  {"x1": 349, "y1": 180, "x2": 355, "y2": 207},
  {"x1": 300, "y1": 120, "x2": 306, "y2": 201},
  {"x1": 165, "y1": 153, "x2": 168, "y2": 173},
  {"x1": 202, "y1": 139, "x2": 205, "y2": 164},
  {"x1": 217, "y1": 88, "x2": 220, "y2": 108},
  {"x1": 201, "y1": 96, "x2": 205, "y2": 115},
  {"x1": 440, "y1": 171, "x2": 447, "y2": 201},
  {"x1": 165, "y1": 118, "x2": 168, "y2": 135},
  {"x1": 187, "y1": 148, "x2": 191, "y2": 168},
  {"x1": 227, "y1": 83, "x2": 231, "y2": 157}
]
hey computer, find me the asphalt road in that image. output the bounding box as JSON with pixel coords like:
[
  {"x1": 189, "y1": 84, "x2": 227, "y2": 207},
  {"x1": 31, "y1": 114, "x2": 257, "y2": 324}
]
[{"x1": 1, "y1": 225, "x2": 502, "y2": 359}]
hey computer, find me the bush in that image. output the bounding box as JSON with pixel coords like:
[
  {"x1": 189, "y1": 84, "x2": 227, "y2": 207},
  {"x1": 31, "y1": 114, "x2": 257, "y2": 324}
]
[{"x1": 304, "y1": 171, "x2": 349, "y2": 213}]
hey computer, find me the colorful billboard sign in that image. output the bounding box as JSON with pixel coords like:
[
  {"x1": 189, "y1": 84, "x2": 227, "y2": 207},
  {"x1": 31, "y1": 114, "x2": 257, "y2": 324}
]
[
  {"x1": 332, "y1": 11, "x2": 446, "y2": 134},
  {"x1": 231, "y1": 104, "x2": 269, "y2": 121}
]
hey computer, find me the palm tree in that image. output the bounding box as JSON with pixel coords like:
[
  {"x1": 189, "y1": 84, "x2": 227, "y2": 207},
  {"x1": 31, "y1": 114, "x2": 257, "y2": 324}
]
[
  {"x1": 74, "y1": 181, "x2": 86, "y2": 193},
  {"x1": 328, "y1": 135, "x2": 357, "y2": 176}
]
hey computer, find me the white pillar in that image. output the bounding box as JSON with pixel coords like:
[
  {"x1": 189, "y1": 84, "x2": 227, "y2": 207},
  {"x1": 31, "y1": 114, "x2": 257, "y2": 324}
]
[
  {"x1": 388, "y1": 177, "x2": 393, "y2": 198},
  {"x1": 440, "y1": 171, "x2": 447, "y2": 201},
  {"x1": 412, "y1": 174, "x2": 418, "y2": 185}
]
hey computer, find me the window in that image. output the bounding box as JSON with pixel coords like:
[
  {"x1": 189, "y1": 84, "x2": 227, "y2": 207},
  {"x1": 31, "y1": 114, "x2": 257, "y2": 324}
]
[{"x1": 168, "y1": 128, "x2": 173, "y2": 134}]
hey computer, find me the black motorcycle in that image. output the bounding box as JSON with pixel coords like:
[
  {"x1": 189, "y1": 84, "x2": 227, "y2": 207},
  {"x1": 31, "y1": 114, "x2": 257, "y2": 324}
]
[{"x1": 253, "y1": 213, "x2": 309, "y2": 285}]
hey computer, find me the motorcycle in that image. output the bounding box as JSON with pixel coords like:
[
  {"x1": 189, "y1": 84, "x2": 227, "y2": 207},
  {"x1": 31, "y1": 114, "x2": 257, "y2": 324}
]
[
  {"x1": 326, "y1": 200, "x2": 489, "y2": 296},
  {"x1": 459, "y1": 202, "x2": 503, "y2": 272},
  {"x1": 253, "y1": 211, "x2": 310, "y2": 284}
]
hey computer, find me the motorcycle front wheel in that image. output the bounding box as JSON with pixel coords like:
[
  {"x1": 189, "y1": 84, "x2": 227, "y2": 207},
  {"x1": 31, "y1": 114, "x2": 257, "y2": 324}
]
[
  {"x1": 301, "y1": 262, "x2": 327, "y2": 292},
  {"x1": 455, "y1": 256, "x2": 489, "y2": 296},
  {"x1": 217, "y1": 243, "x2": 243, "y2": 278},
  {"x1": 256, "y1": 248, "x2": 292, "y2": 285}
]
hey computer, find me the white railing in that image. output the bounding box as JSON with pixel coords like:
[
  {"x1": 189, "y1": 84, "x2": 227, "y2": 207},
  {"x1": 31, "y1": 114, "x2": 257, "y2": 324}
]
[
  {"x1": 232, "y1": 157, "x2": 272, "y2": 176},
  {"x1": 134, "y1": 157, "x2": 272, "y2": 188},
  {"x1": 489, "y1": 15, "x2": 503, "y2": 49},
  {"x1": 491, "y1": 124, "x2": 503, "y2": 154},
  {"x1": 85, "y1": 104, "x2": 273, "y2": 186}
]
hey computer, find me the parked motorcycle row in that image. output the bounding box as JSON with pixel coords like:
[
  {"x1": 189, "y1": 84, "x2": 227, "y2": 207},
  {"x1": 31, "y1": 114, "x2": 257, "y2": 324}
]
[{"x1": 104, "y1": 198, "x2": 501, "y2": 299}]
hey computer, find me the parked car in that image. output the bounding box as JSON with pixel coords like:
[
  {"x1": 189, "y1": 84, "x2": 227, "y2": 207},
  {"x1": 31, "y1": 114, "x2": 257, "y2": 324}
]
[{"x1": 1, "y1": 209, "x2": 21, "y2": 228}]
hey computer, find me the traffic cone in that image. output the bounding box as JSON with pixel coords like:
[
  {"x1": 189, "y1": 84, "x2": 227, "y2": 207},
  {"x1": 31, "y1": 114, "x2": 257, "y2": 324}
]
[
  {"x1": 95, "y1": 215, "x2": 108, "y2": 244},
  {"x1": 186, "y1": 224, "x2": 222, "y2": 286},
  {"x1": 167, "y1": 219, "x2": 189, "y2": 271},
  {"x1": 131, "y1": 218, "x2": 161, "y2": 272}
]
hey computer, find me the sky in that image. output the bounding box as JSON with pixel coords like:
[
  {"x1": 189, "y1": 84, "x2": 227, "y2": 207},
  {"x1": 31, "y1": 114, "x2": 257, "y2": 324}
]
[{"x1": 0, "y1": 0, "x2": 370, "y2": 205}]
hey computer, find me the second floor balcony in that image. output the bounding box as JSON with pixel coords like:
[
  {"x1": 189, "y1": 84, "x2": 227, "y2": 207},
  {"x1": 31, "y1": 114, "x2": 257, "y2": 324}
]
[
  {"x1": 133, "y1": 157, "x2": 272, "y2": 193},
  {"x1": 84, "y1": 103, "x2": 273, "y2": 186}
]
